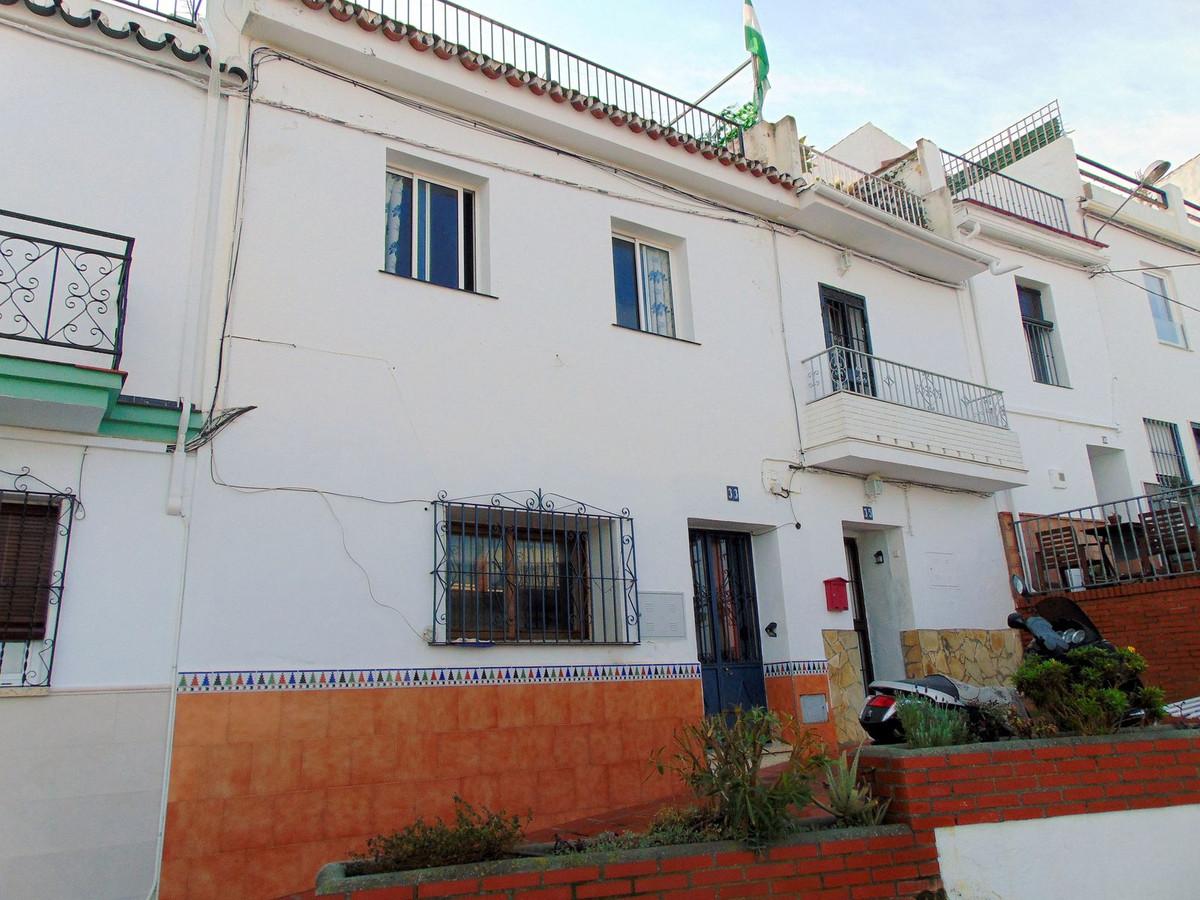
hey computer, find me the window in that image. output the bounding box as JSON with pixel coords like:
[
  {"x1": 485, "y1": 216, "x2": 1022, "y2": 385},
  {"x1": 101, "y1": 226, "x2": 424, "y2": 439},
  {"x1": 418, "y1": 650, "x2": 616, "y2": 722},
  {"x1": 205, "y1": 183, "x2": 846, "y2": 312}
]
[
  {"x1": 611, "y1": 235, "x2": 676, "y2": 337},
  {"x1": 1143, "y1": 272, "x2": 1186, "y2": 347},
  {"x1": 0, "y1": 496, "x2": 61, "y2": 643},
  {"x1": 432, "y1": 492, "x2": 639, "y2": 645},
  {"x1": 1018, "y1": 285, "x2": 1063, "y2": 386},
  {"x1": 1144, "y1": 418, "x2": 1190, "y2": 490},
  {"x1": 384, "y1": 171, "x2": 475, "y2": 291},
  {"x1": 820, "y1": 284, "x2": 875, "y2": 396}
]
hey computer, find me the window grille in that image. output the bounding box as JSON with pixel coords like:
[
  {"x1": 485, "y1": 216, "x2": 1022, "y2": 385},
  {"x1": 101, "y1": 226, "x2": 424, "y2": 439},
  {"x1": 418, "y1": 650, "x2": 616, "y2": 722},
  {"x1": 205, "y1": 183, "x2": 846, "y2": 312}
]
[
  {"x1": 1018, "y1": 286, "x2": 1063, "y2": 386},
  {"x1": 432, "y1": 490, "x2": 638, "y2": 645},
  {"x1": 1145, "y1": 419, "x2": 1190, "y2": 489},
  {"x1": 0, "y1": 488, "x2": 76, "y2": 688}
]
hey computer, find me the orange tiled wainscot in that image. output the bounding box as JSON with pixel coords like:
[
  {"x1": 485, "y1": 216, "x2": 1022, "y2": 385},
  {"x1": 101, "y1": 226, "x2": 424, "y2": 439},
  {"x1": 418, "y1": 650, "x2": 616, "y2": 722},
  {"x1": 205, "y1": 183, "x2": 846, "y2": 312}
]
[
  {"x1": 764, "y1": 660, "x2": 838, "y2": 751},
  {"x1": 160, "y1": 665, "x2": 703, "y2": 900}
]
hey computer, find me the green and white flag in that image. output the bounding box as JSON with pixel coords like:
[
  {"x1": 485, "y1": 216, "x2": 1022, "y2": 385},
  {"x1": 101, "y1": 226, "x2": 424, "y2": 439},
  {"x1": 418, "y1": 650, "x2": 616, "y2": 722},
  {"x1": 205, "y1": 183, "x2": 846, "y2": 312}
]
[{"x1": 743, "y1": 0, "x2": 770, "y2": 118}]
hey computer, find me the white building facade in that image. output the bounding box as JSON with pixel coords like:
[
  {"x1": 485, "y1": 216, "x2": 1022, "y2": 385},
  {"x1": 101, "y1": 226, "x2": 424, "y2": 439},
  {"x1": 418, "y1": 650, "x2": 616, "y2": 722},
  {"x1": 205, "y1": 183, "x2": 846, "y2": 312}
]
[{"x1": 0, "y1": 1, "x2": 1196, "y2": 898}]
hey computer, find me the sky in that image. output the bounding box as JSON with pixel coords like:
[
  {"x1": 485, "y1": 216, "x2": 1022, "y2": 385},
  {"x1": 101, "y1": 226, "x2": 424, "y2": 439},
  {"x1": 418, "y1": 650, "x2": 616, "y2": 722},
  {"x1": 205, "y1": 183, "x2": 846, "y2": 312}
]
[{"x1": 471, "y1": 0, "x2": 1199, "y2": 176}]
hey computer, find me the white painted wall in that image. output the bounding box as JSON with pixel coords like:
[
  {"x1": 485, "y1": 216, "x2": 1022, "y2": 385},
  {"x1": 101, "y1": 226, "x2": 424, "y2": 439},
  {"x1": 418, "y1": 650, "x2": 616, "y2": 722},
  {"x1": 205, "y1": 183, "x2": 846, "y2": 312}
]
[{"x1": 936, "y1": 804, "x2": 1200, "y2": 899}]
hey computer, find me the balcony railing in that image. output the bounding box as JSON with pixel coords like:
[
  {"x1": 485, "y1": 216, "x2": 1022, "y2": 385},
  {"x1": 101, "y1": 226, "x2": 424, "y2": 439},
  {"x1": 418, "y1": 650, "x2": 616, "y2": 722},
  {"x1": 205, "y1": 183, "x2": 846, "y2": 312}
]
[
  {"x1": 802, "y1": 346, "x2": 1008, "y2": 428},
  {"x1": 0, "y1": 209, "x2": 132, "y2": 370},
  {"x1": 350, "y1": 0, "x2": 743, "y2": 152},
  {"x1": 1078, "y1": 155, "x2": 1168, "y2": 209},
  {"x1": 1013, "y1": 485, "x2": 1200, "y2": 594},
  {"x1": 942, "y1": 150, "x2": 1072, "y2": 233},
  {"x1": 110, "y1": 0, "x2": 201, "y2": 26},
  {"x1": 804, "y1": 150, "x2": 930, "y2": 230},
  {"x1": 959, "y1": 100, "x2": 1064, "y2": 174}
]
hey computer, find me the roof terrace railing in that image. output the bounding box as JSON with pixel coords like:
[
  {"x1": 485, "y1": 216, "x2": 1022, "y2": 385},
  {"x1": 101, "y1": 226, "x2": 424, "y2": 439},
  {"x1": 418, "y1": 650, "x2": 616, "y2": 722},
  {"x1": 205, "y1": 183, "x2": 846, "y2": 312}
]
[
  {"x1": 942, "y1": 150, "x2": 1072, "y2": 233},
  {"x1": 960, "y1": 100, "x2": 1064, "y2": 174},
  {"x1": 1078, "y1": 154, "x2": 1168, "y2": 209},
  {"x1": 354, "y1": 0, "x2": 744, "y2": 152},
  {"x1": 110, "y1": 0, "x2": 201, "y2": 26},
  {"x1": 805, "y1": 150, "x2": 929, "y2": 230}
]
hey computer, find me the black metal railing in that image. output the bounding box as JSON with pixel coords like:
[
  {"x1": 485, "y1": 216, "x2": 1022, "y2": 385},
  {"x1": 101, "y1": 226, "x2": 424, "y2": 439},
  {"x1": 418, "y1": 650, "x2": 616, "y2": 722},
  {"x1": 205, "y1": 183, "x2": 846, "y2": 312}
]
[
  {"x1": 0, "y1": 485, "x2": 77, "y2": 689},
  {"x1": 942, "y1": 150, "x2": 1071, "y2": 233},
  {"x1": 353, "y1": 0, "x2": 743, "y2": 152},
  {"x1": 110, "y1": 0, "x2": 201, "y2": 26},
  {"x1": 1184, "y1": 198, "x2": 1200, "y2": 226},
  {"x1": 1022, "y1": 319, "x2": 1062, "y2": 386},
  {"x1": 0, "y1": 209, "x2": 133, "y2": 369},
  {"x1": 1013, "y1": 485, "x2": 1200, "y2": 593},
  {"x1": 1078, "y1": 155, "x2": 1168, "y2": 209},
  {"x1": 802, "y1": 346, "x2": 1009, "y2": 428},
  {"x1": 432, "y1": 489, "x2": 639, "y2": 645}
]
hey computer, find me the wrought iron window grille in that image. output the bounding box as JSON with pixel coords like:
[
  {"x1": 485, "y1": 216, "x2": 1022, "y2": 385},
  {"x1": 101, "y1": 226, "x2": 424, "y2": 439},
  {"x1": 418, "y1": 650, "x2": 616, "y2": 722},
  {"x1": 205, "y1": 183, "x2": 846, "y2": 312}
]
[
  {"x1": 1145, "y1": 419, "x2": 1190, "y2": 490},
  {"x1": 0, "y1": 477, "x2": 77, "y2": 689},
  {"x1": 0, "y1": 208, "x2": 134, "y2": 369},
  {"x1": 431, "y1": 489, "x2": 638, "y2": 645}
]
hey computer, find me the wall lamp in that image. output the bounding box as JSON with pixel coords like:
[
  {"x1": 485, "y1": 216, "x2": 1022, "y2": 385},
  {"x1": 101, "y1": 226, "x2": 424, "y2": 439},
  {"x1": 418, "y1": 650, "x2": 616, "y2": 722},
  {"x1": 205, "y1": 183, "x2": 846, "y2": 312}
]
[{"x1": 1091, "y1": 159, "x2": 1171, "y2": 239}]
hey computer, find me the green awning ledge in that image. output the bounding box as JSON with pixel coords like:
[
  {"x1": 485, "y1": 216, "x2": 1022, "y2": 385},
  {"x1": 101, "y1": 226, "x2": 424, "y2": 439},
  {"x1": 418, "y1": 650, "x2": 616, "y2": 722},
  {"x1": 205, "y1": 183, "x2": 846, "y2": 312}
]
[{"x1": 0, "y1": 354, "x2": 201, "y2": 444}]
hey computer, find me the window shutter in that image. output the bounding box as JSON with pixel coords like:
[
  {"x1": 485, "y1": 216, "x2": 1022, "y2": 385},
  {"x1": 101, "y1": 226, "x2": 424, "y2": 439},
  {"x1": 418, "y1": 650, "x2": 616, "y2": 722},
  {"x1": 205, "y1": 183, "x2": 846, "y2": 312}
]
[{"x1": 0, "y1": 499, "x2": 60, "y2": 642}]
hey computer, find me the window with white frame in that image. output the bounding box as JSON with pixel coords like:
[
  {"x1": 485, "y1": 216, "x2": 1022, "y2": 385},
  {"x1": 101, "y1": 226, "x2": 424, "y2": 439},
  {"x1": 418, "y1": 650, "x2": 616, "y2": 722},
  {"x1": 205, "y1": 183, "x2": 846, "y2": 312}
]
[
  {"x1": 611, "y1": 234, "x2": 676, "y2": 337},
  {"x1": 1142, "y1": 272, "x2": 1186, "y2": 347},
  {"x1": 384, "y1": 171, "x2": 476, "y2": 291}
]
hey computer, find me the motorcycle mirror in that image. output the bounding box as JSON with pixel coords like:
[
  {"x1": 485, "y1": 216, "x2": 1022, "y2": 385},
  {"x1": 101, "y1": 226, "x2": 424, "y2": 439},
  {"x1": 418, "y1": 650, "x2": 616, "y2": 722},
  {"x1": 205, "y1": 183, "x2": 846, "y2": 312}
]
[
  {"x1": 1010, "y1": 574, "x2": 1029, "y2": 597},
  {"x1": 1007, "y1": 612, "x2": 1026, "y2": 629}
]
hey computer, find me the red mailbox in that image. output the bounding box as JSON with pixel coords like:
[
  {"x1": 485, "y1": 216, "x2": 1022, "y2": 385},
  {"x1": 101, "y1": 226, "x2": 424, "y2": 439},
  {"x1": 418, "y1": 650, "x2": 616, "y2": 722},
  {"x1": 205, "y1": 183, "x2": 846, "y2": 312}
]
[{"x1": 823, "y1": 577, "x2": 850, "y2": 612}]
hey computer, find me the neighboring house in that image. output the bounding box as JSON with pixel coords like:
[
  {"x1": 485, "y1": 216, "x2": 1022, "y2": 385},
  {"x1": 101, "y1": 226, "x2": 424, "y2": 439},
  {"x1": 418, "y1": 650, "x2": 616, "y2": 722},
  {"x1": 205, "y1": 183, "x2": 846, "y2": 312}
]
[{"x1": 0, "y1": 2, "x2": 1195, "y2": 900}]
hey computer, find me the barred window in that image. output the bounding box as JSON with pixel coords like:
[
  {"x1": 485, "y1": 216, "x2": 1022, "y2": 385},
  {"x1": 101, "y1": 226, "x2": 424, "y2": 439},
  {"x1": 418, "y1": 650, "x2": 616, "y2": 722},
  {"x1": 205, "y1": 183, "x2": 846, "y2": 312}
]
[
  {"x1": 1145, "y1": 418, "x2": 1190, "y2": 490},
  {"x1": 433, "y1": 491, "x2": 638, "y2": 645}
]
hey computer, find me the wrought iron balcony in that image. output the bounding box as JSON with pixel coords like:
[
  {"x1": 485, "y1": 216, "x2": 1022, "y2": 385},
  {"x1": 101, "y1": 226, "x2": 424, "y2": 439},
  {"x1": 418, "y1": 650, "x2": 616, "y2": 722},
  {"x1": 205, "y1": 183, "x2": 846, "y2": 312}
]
[
  {"x1": 1013, "y1": 485, "x2": 1200, "y2": 594},
  {"x1": 804, "y1": 150, "x2": 930, "y2": 230},
  {"x1": 942, "y1": 150, "x2": 1072, "y2": 233},
  {"x1": 352, "y1": 0, "x2": 744, "y2": 151},
  {"x1": 0, "y1": 209, "x2": 132, "y2": 370},
  {"x1": 111, "y1": 0, "x2": 201, "y2": 26},
  {"x1": 803, "y1": 346, "x2": 1008, "y2": 429}
]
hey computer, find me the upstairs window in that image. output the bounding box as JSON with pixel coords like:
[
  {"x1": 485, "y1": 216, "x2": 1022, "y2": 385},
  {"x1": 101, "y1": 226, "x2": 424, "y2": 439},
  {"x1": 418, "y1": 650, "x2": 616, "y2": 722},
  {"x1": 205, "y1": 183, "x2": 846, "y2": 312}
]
[
  {"x1": 385, "y1": 171, "x2": 475, "y2": 291},
  {"x1": 1144, "y1": 418, "x2": 1190, "y2": 490},
  {"x1": 612, "y1": 235, "x2": 676, "y2": 337},
  {"x1": 0, "y1": 497, "x2": 61, "y2": 644},
  {"x1": 1143, "y1": 272, "x2": 1186, "y2": 347},
  {"x1": 1018, "y1": 285, "x2": 1064, "y2": 386}
]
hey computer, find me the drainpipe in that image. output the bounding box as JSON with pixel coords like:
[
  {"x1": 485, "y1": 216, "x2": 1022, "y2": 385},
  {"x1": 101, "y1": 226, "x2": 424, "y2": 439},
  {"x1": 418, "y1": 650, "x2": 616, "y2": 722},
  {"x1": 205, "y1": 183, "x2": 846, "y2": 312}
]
[
  {"x1": 166, "y1": 15, "x2": 227, "y2": 516},
  {"x1": 145, "y1": 15, "x2": 228, "y2": 900}
]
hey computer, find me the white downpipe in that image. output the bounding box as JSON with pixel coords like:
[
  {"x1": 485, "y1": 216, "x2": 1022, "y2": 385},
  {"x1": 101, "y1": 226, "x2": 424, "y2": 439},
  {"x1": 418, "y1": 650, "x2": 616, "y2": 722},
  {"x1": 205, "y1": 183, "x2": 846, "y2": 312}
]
[
  {"x1": 145, "y1": 16, "x2": 228, "y2": 900},
  {"x1": 166, "y1": 16, "x2": 227, "y2": 516}
]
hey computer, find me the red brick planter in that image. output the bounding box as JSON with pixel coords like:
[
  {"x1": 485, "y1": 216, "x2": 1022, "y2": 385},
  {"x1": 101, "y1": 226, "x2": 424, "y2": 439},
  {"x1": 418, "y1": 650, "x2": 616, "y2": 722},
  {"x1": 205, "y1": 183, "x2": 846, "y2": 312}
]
[{"x1": 309, "y1": 825, "x2": 944, "y2": 899}]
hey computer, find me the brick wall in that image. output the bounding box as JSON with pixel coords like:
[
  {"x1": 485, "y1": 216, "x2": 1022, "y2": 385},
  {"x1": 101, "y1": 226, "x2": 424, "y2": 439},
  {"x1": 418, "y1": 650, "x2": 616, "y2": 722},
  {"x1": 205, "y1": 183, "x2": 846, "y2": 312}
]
[
  {"x1": 861, "y1": 728, "x2": 1200, "y2": 830},
  {"x1": 308, "y1": 825, "x2": 943, "y2": 900},
  {"x1": 999, "y1": 512, "x2": 1200, "y2": 701}
]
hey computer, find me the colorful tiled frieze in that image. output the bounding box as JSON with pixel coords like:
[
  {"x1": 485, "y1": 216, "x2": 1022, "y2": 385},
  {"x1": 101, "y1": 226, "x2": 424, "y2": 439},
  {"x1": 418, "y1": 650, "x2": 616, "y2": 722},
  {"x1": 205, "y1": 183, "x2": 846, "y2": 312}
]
[
  {"x1": 176, "y1": 661, "x2": 703, "y2": 692},
  {"x1": 763, "y1": 659, "x2": 829, "y2": 678}
]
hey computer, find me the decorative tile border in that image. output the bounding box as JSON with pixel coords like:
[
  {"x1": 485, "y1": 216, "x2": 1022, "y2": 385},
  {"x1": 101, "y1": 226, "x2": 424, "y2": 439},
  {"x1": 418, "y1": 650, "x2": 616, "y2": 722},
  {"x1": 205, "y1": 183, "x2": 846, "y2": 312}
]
[
  {"x1": 177, "y1": 662, "x2": 702, "y2": 693},
  {"x1": 764, "y1": 659, "x2": 829, "y2": 678}
]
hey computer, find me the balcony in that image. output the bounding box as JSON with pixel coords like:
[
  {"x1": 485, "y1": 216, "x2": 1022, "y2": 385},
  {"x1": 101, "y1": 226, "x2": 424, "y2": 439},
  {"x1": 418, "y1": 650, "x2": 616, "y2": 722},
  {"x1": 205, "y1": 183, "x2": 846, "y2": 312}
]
[
  {"x1": 0, "y1": 209, "x2": 130, "y2": 433},
  {"x1": 942, "y1": 150, "x2": 1071, "y2": 233},
  {"x1": 1013, "y1": 485, "x2": 1200, "y2": 593},
  {"x1": 799, "y1": 347, "x2": 1027, "y2": 492}
]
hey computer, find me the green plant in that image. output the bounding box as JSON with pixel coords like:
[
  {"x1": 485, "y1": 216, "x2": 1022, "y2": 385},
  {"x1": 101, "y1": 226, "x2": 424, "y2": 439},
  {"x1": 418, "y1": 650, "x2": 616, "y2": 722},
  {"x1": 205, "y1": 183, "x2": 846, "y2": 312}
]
[
  {"x1": 347, "y1": 796, "x2": 527, "y2": 876},
  {"x1": 1012, "y1": 645, "x2": 1165, "y2": 735},
  {"x1": 894, "y1": 697, "x2": 976, "y2": 748},
  {"x1": 651, "y1": 707, "x2": 824, "y2": 847},
  {"x1": 552, "y1": 806, "x2": 724, "y2": 855},
  {"x1": 814, "y1": 745, "x2": 889, "y2": 827}
]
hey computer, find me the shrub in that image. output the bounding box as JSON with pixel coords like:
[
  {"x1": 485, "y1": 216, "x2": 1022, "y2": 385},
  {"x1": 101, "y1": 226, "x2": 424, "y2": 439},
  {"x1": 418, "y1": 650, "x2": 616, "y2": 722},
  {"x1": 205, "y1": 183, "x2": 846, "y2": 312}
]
[
  {"x1": 552, "y1": 807, "x2": 724, "y2": 854},
  {"x1": 894, "y1": 697, "x2": 976, "y2": 748},
  {"x1": 1012, "y1": 645, "x2": 1165, "y2": 735},
  {"x1": 815, "y1": 745, "x2": 889, "y2": 827},
  {"x1": 652, "y1": 707, "x2": 824, "y2": 847},
  {"x1": 347, "y1": 796, "x2": 527, "y2": 876}
]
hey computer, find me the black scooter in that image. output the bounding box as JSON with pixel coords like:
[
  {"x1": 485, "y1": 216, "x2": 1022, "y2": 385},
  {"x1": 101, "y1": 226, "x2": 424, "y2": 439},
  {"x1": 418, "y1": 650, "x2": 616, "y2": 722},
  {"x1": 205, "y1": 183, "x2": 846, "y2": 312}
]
[{"x1": 859, "y1": 575, "x2": 1120, "y2": 744}]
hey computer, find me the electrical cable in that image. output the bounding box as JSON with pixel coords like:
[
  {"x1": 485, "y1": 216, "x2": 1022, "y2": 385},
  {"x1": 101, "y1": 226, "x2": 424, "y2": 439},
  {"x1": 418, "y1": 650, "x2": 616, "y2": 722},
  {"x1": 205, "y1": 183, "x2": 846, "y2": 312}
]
[{"x1": 1093, "y1": 268, "x2": 1200, "y2": 315}]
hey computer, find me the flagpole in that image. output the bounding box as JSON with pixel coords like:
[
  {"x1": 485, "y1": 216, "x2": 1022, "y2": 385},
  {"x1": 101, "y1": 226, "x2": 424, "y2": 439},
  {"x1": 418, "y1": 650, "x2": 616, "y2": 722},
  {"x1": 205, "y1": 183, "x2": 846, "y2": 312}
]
[{"x1": 665, "y1": 56, "x2": 752, "y2": 127}]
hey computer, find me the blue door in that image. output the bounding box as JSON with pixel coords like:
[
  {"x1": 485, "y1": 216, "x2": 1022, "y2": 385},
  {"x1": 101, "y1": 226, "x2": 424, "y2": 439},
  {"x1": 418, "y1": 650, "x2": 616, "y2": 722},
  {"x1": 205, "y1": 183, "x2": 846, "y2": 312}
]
[{"x1": 689, "y1": 530, "x2": 767, "y2": 717}]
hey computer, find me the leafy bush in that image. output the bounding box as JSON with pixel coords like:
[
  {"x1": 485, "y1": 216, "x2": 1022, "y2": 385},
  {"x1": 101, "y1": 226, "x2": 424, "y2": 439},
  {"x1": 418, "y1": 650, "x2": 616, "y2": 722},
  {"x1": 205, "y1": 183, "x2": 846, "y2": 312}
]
[
  {"x1": 815, "y1": 745, "x2": 889, "y2": 827},
  {"x1": 1012, "y1": 645, "x2": 1165, "y2": 735},
  {"x1": 652, "y1": 707, "x2": 824, "y2": 847},
  {"x1": 552, "y1": 806, "x2": 724, "y2": 855},
  {"x1": 348, "y1": 796, "x2": 527, "y2": 876},
  {"x1": 894, "y1": 697, "x2": 976, "y2": 748}
]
